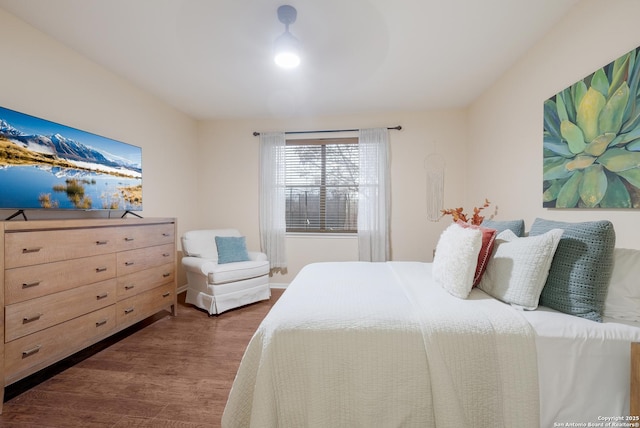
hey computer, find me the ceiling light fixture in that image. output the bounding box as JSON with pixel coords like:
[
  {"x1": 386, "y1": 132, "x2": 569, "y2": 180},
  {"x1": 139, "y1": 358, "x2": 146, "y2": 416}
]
[{"x1": 273, "y1": 5, "x2": 301, "y2": 69}]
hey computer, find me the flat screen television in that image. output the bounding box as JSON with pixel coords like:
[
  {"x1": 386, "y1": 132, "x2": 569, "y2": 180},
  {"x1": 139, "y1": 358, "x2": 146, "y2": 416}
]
[{"x1": 0, "y1": 106, "x2": 142, "y2": 216}]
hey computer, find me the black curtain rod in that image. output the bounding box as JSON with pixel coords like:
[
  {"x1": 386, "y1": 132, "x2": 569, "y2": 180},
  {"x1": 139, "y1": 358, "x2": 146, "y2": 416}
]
[{"x1": 252, "y1": 125, "x2": 401, "y2": 137}]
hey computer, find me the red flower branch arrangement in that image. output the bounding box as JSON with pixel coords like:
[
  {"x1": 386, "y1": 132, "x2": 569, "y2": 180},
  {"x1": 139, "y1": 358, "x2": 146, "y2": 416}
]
[{"x1": 441, "y1": 199, "x2": 492, "y2": 226}]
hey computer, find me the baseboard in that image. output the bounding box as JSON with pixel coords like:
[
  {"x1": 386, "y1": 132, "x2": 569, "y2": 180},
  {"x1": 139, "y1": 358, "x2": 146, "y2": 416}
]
[{"x1": 269, "y1": 283, "x2": 288, "y2": 289}]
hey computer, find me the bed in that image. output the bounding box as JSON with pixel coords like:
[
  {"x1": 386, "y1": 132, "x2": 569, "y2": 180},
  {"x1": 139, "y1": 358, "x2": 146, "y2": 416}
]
[{"x1": 222, "y1": 219, "x2": 640, "y2": 428}]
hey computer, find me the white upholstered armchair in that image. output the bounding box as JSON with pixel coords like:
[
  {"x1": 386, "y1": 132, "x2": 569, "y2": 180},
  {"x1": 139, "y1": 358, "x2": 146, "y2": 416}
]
[{"x1": 181, "y1": 229, "x2": 271, "y2": 315}]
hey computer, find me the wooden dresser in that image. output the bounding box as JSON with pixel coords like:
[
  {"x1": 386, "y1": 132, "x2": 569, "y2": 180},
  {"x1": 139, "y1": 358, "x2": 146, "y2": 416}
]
[{"x1": 0, "y1": 217, "x2": 177, "y2": 411}]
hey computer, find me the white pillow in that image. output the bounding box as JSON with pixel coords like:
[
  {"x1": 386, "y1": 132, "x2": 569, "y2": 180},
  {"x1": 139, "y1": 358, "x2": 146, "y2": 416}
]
[
  {"x1": 432, "y1": 223, "x2": 482, "y2": 299},
  {"x1": 478, "y1": 228, "x2": 563, "y2": 310},
  {"x1": 603, "y1": 248, "x2": 640, "y2": 321}
]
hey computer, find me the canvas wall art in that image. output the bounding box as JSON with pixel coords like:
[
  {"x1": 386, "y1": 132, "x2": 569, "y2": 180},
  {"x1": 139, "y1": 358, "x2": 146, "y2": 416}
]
[{"x1": 543, "y1": 45, "x2": 640, "y2": 208}]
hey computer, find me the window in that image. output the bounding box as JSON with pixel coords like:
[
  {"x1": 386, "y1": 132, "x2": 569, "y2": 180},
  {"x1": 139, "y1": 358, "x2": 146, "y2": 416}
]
[{"x1": 285, "y1": 137, "x2": 358, "y2": 233}]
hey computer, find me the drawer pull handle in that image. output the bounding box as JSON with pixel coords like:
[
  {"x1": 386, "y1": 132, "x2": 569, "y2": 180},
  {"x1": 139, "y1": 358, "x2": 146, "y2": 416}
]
[
  {"x1": 22, "y1": 247, "x2": 42, "y2": 254},
  {"x1": 22, "y1": 345, "x2": 42, "y2": 358},
  {"x1": 162, "y1": 253, "x2": 170, "y2": 257},
  {"x1": 96, "y1": 292, "x2": 109, "y2": 300},
  {"x1": 96, "y1": 267, "x2": 108, "y2": 273},
  {"x1": 162, "y1": 292, "x2": 171, "y2": 298},
  {"x1": 162, "y1": 233, "x2": 170, "y2": 237},
  {"x1": 124, "y1": 237, "x2": 135, "y2": 242},
  {"x1": 124, "y1": 307, "x2": 135, "y2": 314},
  {"x1": 96, "y1": 240, "x2": 108, "y2": 245},
  {"x1": 95, "y1": 319, "x2": 108, "y2": 327},
  {"x1": 125, "y1": 261, "x2": 135, "y2": 266},
  {"x1": 125, "y1": 284, "x2": 135, "y2": 290},
  {"x1": 22, "y1": 280, "x2": 41, "y2": 289},
  {"x1": 23, "y1": 313, "x2": 42, "y2": 324},
  {"x1": 162, "y1": 273, "x2": 171, "y2": 278}
]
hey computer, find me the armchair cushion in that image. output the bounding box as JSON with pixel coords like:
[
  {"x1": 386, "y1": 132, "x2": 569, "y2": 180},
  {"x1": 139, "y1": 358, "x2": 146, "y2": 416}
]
[
  {"x1": 210, "y1": 260, "x2": 270, "y2": 284},
  {"x1": 215, "y1": 236, "x2": 250, "y2": 264},
  {"x1": 182, "y1": 256, "x2": 269, "y2": 285}
]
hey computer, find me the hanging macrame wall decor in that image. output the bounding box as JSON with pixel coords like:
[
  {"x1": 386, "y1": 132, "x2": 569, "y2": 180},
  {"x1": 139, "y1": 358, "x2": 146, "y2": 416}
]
[{"x1": 424, "y1": 153, "x2": 445, "y2": 222}]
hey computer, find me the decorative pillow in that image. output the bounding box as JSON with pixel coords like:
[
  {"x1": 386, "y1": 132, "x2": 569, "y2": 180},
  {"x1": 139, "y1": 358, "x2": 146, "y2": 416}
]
[
  {"x1": 478, "y1": 228, "x2": 563, "y2": 310},
  {"x1": 215, "y1": 236, "x2": 250, "y2": 264},
  {"x1": 480, "y1": 219, "x2": 525, "y2": 237},
  {"x1": 603, "y1": 248, "x2": 640, "y2": 322},
  {"x1": 529, "y1": 218, "x2": 616, "y2": 322},
  {"x1": 456, "y1": 221, "x2": 497, "y2": 287},
  {"x1": 432, "y1": 223, "x2": 482, "y2": 299}
]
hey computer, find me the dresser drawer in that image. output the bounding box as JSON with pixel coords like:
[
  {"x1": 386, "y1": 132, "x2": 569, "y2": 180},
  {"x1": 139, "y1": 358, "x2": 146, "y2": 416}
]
[
  {"x1": 116, "y1": 223, "x2": 175, "y2": 251},
  {"x1": 5, "y1": 279, "x2": 117, "y2": 342},
  {"x1": 116, "y1": 282, "x2": 174, "y2": 328},
  {"x1": 4, "y1": 305, "x2": 117, "y2": 383},
  {"x1": 117, "y1": 262, "x2": 175, "y2": 300},
  {"x1": 117, "y1": 243, "x2": 175, "y2": 276},
  {"x1": 4, "y1": 253, "x2": 117, "y2": 305},
  {"x1": 5, "y1": 227, "x2": 119, "y2": 268}
]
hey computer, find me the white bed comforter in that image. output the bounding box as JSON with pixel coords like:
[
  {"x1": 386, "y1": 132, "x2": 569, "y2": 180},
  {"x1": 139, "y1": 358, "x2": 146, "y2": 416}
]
[{"x1": 222, "y1": 262, "x2": 539, "y2": 428}]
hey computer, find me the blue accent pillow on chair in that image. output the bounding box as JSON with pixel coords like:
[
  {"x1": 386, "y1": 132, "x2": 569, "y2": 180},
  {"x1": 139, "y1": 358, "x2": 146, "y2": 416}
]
[
  {"x1": 215, "y1": 236, "x2": 250, "y2": 264},
  {"x1": 529, "y1": 218, "x2": 615, "y2": 322}
]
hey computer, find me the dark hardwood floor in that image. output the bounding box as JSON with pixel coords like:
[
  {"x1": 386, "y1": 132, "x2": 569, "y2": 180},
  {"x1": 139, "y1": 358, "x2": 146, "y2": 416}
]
[{"x1": 0, "y1": 289, "x2": 283, "y2": 427}]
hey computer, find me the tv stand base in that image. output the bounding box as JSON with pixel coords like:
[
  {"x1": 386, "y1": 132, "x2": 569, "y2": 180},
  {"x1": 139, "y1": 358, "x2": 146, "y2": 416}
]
[
  {"x1": 5, "y1": 210, "x2": 27, "y2": 221},
  {"x1": 121, "y1": 210, "x2": 143, "y2": 219}
]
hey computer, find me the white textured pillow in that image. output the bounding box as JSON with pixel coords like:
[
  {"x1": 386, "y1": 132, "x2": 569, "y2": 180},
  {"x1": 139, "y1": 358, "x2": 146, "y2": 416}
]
[
  {"x1": 478, "y1": 228, "x2": 563, "y2": 310},
  {"x1": 432, "y1": 223, "x2": 482, "y2": 299},
  {"x1": 604, "y1": 248, "x2": 640, "y2": 321}
]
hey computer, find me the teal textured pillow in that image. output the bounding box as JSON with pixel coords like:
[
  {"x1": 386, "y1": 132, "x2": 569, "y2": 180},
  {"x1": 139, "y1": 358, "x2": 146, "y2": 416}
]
[
  {"x1": 529, "y1": 218, "x2": 615, "y2": 322},
  {"x1": 480, "y1": 219, "x2": 525, "y2": 237},
  {"x1": 215, "y1": 236, "x2": 250, "y2": 264}
]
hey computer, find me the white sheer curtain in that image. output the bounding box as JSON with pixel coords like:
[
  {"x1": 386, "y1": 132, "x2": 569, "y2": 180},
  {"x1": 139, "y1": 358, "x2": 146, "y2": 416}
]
[
  {"x1": 358, "y1": 127, "x2": 390, "y2": 262},
  {"x1": 259, "y1": 132, "x2": 287, "y2": 274}
]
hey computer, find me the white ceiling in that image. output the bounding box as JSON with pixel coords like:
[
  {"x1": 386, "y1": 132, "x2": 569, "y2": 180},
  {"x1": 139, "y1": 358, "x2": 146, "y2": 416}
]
[{"x1": 0, "y1": 0, "x2": 579, "y2": 120}]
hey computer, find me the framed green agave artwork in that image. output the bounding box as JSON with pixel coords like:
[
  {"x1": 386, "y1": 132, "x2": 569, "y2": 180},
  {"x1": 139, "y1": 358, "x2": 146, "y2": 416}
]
[{"x1": 543, "y1": 45, "x2": 640, "y2": 208}]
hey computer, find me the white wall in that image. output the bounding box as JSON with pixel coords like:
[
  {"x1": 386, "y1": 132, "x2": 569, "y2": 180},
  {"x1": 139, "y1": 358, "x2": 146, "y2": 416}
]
[
  {"x1": 468, "y1": 0, "x2": 640, "y2": 249},
  {"x1": 0, "y1": 8, "x2": 201, "y2": 238},
  {"x1": 199, "y1": 109, "x2": 469, "y2": 283}
]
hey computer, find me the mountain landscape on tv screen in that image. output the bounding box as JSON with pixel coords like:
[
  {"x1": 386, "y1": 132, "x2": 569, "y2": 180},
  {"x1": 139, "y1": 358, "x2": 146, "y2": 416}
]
[
  {"x1": 0, "y1": 119, "x2": 141, "y2": 176},
  {"x1": 0, "y1": 113, "x2": 142, "y2": 211}
]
